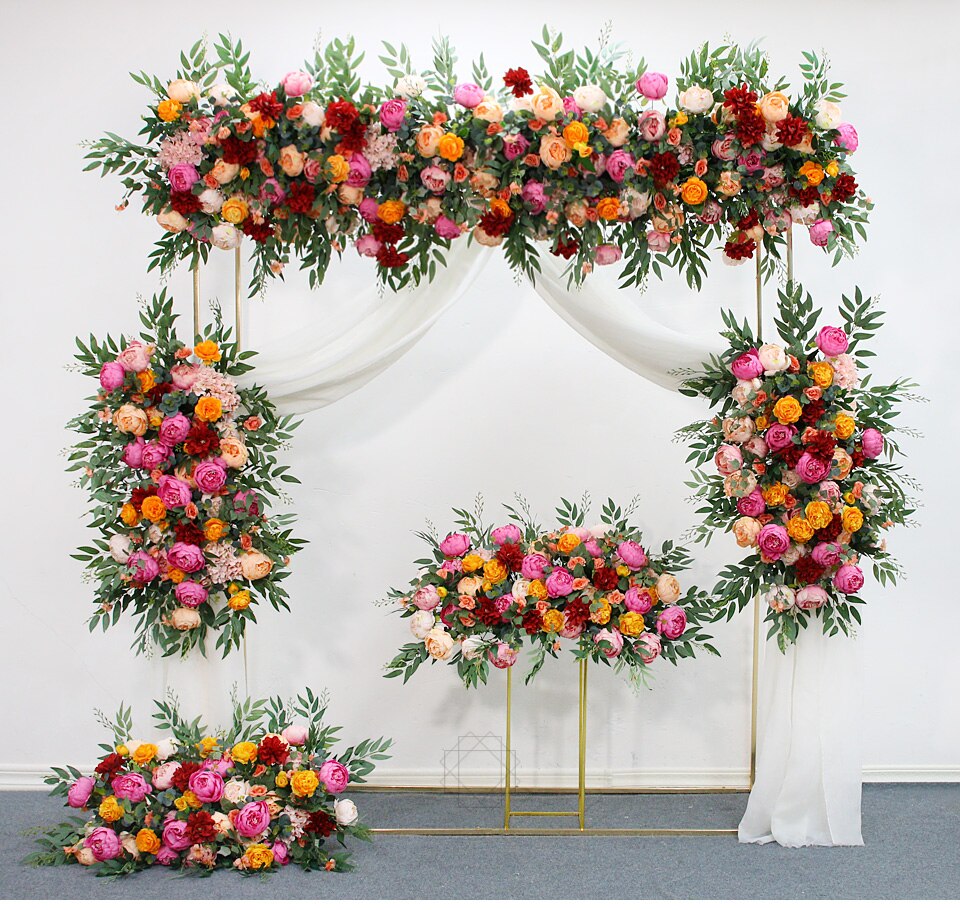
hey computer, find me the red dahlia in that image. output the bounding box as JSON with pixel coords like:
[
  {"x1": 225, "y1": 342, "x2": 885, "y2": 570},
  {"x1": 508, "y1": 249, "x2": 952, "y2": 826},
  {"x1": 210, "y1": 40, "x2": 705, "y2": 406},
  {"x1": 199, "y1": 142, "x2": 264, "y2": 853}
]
[
  {"x1": 372, "y1": 221, "x2": 405, "y2": 244},
  {"x1": 325, "y1": 98, "x2": 360, "y2": 134},
  {"x1": 184, "y1": 421, "x2": 220, "y2": 457},
  {"x1": 174, "y1": 522, "x2": 206, "y2": 546},
  {"x1": 648, "y1": 152, "x2": 680, "y2": 186},
  {"x1": 475, "y1": 597, "x2": 503, "y2": 627},
  {"x1": 522, "y1": 610, "x2": 543, "y2": 635},
  {"x1": 791, "y1": 185, "x2": 821, "y2": 207},
  {"x1": 95, "y1": 752, "x2": 126, "y2": 779},
  {"x1": 249, "y1": 90, "x2": 284, "y2": 122},
  {"x1": 815, "y1": 514, "x2": 843, "y2": 542},
  {"x1": 805, "y1": 429, "x2": 836, "y2": 459},
  {"x1": 497, "y1": 542, "x2": 524, "y2": 573},
  {"x1": 147, "y1": 381, "x2": 175, "y2": 405},
  {"x1": 503, "y1": 67, "x2": 533, "y2": 97},
  {"x1": 776, "y1": 115, "x2": 808, "y2": 148},
  {"x1": 780, "y1": 444, "x2": 803, "y2": 468},
  {"x1": 185, "y1": 810, "x2": 217, "y2": 844},
  {"x1": 801, "y1": 400, "x2": 827, "y2": 426},
  {"x1": 735, "y1": 107, "x2": 766, "y2": 147},
  {"x1": 169, "y1": 191, "x2": 201, "y2": 216},
  {"x1": 592, "y1": 566, "x2": 618, "y2": 591},
  {"x1": 794, "y1": 556, "x2": 824, "y2": 585},
  {"x1": 552, "y1": 237, "x2": 579, "y2": 259},
  {"x1": 287, "y1": 182, "x2": 316, "y2": 215},
  {"x1": 241, "y1": 219, "x2": 275, "y2": 244},
  {"x1": 723, "y1": 84, "x2": 759, "y2": 116},
  {"x1": 851, "y1": 449, "x2": 865, "y2": 468},
  {"x1": 724, "y1": 236, "x2": 756, "y2": 261},
  {"x1": 258, "y1": 735, "x2": 290, "y2": 766},
  {"x1": 129, "y1": 486, "x2": 158, "y2": 511},
  {"x1": 565, "y1": 598, "x2": 591, "y2": 625},
  {"x1": 737, "y1": 210, "x2": 760, "y2": 232},
  {"x1": 219, "y1": 135, "x2": 259, "y2": 166},
  {"x1": 171, "y1": 762, "x2": 202, "y2": 793},
  {"x1": 832, "y1": 173, "x2": 858, "y2": 204},
  {"x1": 306, "y1": 811, "x2": 336, "y2": 838},
  {"x1": 375, "y1": 245, "x2": 409, "y2": 269},
  {"x1": 478, "y1": 207, "x2": 515, "y2": 237}
]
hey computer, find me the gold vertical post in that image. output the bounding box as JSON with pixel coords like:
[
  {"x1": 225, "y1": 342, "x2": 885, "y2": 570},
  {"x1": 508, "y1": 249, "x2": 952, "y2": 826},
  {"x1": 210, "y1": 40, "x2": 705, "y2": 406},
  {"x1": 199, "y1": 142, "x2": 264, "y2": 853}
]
[
  {"x1": 503, "y1": 664, "x2": 512, "y2": 830},
  {"x1": 749, "y1": 248, "x2": 763, "y2": 788},
  {"x1": 192, "y1": 261, "x2": 201, "y2": 339},
  {"x1": 578, "y1": 659, "x2": 588, "y2": 830}
]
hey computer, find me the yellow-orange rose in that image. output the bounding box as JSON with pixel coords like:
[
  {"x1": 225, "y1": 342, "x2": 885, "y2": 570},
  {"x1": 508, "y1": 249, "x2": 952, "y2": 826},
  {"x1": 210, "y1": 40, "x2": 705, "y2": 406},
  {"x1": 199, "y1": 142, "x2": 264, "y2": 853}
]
[
  {"x1": 842, "y1": 507, "x2": 864, "y2": 533},
  {"x1": 275, "y1": 771, "x2": 289, "y2": 788},
  {"x1": 204, "y1": 518, "x2": 227, "y2": 541},
  {"x1": 121, "y1": 503, "x2": 139, "y2": 526},
  {"x1": 136, "y1": 370, "x2": 156, "y2": 393},
  {"x1": 135, "y1": 829, "x2": 161, "y2": 854},
  {"x1": 483, "y1": 559, "x2": 507, "y2": 584},
  {"x1": 244, "y1": 844, "x2": 274, "y2": 869},
  {"x1": 141, "y1": 496, "x2": 167, "y2": 523},
  {"x1": 596, "y1": 197, "x2": 621, "y2": 221},
  {"x1": 758, "y1": 91, "x2": 790, "y2": 123},
  {"x1": 228, "y1": 590, "x2": 251, "y2": 611},
  {"x1": 773, "y1": 396, "x2": 803, "y2": 424},
  {"x1": 99, "y1": 797, "x2": 124, "y2": 822},
  {"x1": 132, "y1": 743, "x2": 158, "y2": 765},
  {"x1": 197, "y1": 736, "x2": 218, "y2": 758},
  {"x1": 194, "y1": 340, "x2": 221, "y2": 363},
  {"x1": 415, "y1": 125, "x2": 444, "y2": 156},
  {"x1": 462, "y1": 553, "x2": 484, "y2": 574},
  {"x1": 377, "y1": 200, "x2": 406, "y2": 224},
  {"x1": 221, "y1": 197, "x2": 249, "y2": 225},
  {"x1": 799, "y1": 161, "x2": 825, "y2": 186},
  {"x1": 539, "y1": 133, "x2": 571, "y2": 169},
  {"x1": 805, "y1": 501, "x2": 834, "y2": 529},
  {"x1": 619, "y1": 612, "x2": 645, "y2": 637},
  {"x1": 592, "y1": 602, "x2": 612, "y2": 625},
  {"x1": 326, "y1": 154, "x2": 349, "y2": 182},
  {"x1": 114, "y1": 404, "x2": 148, "y2": 436},
  {"x1": 290, "y1": 769, "x2": 320, "y2": 798},
  {"x1": 231, "y1": 741, "x2": 258, "y2": 764},
  {"x1": 557, "y1": 533, "x2": 581, "y2": 554},
  {"x1": 808, "y1": 361, "x2": 834, "y2": 388},
  {"x1": 527, "y1": 579, "x2": 547, "y2": 600},
  {"x1": 542, "y1": 609, "x2": 565, "y2": 633},
  {"x1": 826, "y1": 160, "x2": 840, "y2": 177},
  {"x1": 157, "y1": 99, "x2": 182, "y2": 122},
  {"x1": 437, "y1": 133, "x2": 465, "y2": 162},
  {"x1": 562, "y1": 120, "x2": 589, "y2": 148},
  {"x1": 680, "y1": 177, "x2": 708, "y2": 206},
  {"x1": 835, "y1": 414, "x2": 856, "y2": 439},
  {"x1": 786, "y1": 516, "x2": 815, "y2": 543},
  {"x1": 763, "y1": 483, "x2": 788, "y2": 507},
  {"x1": 194, "y1": 396, "x2": 223, "y2": 422}
]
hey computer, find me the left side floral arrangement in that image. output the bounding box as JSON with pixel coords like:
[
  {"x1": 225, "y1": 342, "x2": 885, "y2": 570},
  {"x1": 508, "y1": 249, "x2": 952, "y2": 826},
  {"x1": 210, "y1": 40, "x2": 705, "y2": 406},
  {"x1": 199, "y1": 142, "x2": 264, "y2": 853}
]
[
  {"x1": 26, "y1": 691, "x2": 391, "y2": 875},
  {"x1": 68, "y1": 291, "x2": 304, "y2": 657}
]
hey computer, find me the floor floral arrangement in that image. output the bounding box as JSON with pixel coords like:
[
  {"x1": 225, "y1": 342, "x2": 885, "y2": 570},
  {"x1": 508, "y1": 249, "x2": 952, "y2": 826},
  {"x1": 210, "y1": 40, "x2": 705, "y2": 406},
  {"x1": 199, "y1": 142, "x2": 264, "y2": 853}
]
[
  {"x1": 384, "y1": 496, "x2": 718, "y2": 687},
  {"x1": 68, "y1": 292, "x2": 304, "y2": 656},
  {"x1": 86, "y1": 29, "x2": 869, "y2": 293},
  {"x1": 26, "y1": 691, "x2": 391, "y2": 876},
  {"x1": 677, "y1": 284, "x2": 920, "y2": 649}
]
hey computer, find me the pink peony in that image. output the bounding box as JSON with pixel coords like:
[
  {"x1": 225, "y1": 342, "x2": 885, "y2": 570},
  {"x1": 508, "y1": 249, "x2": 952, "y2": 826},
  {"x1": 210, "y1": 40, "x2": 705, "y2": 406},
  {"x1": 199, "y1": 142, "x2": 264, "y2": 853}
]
[
  {"x1": 158, "y1": 413, "x2": 191, "y2": 446},
  {"x1": 731, "y1": 349, "x2": 764, "y2": 380},
  {"x1": 765, "y1": 424, "x2": 796, "y2": 452},
  {"x1": 796, "y1": 452, "x2": 832, "y2": 484},
  {"x1": 358, "y1": 197, "x2": 380, "y2": 223},
  {"x1": 420, "y1": 165, "x2": 451, "y2": 194},
  {"x1": 85, "y1": 827, "x2": 123, "y2": 862},
  {"x1": 282, "y1": 70, "x2": 313, "y2": 96},
  {"x1": 233, "y1": 490, "x2": 260, "y2": 516},
  {"x1": 638, "y1": 109, "x2": 666, "y2": 141},
  {"x1": 816, "y1": 325, "x2": 849, "y2": 356},
  {"x1": 188, "y1": 769, "x2": 225, "y2": 803},
  {"x1": 67, "y1": 776, "x2": 96, "y2": 808},
  {"x1": 167, "y1": 542, "x2": 206, "y2": 574},
  {"x1": 502, "y1": 133, "x2": 530, "y2": 161},
  {"x1": 637, "y1": 631, "x2": 662, "y2": 664},
  {"x1": 156, "y1": 846, "x2": 179, "y2": 865},
  {"x1": 834, "y1": 123, "x2": 859, "y2": 152},
  {"x1": 656, "y1": 606, "x2": 687, "y2": 640},
  {"x1": 492, "y1": 524, "x2": 522, "y2": 545},
  {"x1": 434, "y1": 216, "x2": 462, "y2": 239},
  {"x1": 809, "y1": 219, "x2": 834, "y2": 247},
  {"x1": 153, "y1": 761, "x2": 181, "y2": 790},
  {"x1": 194, "y1": 458, "x2": 228, "y2": 494},
  {"x1": 812, "y1": 542, "x2": 844, "y2": 567},
  {"x1": 412, "y1": 585, "x2": 441, "y2": 611},
  {"x1": 617, "y1": 540, "x2": 647, "y2": 570},
  {"x1": 861, "y1": 428, "x2": 884, "y2": 459},
  {"x1": 162, "y1": 820, "x2": 193, "y2": 851},
  {"x1": 521, "y1": 553, "x2": 548, "y2": 579},
  {"x1": 140, "y1": 442, "x2": 171, "y2": 471},
  {"x1": 112, "y1": 772, "x2": 152, "y2": 803},
  {"x1": 521, "y1": 180, "x2": 547, "y2": 214},
  {"x1": 605, "y1": 149, "x2": 636, "y2": 183},
  {"x1": 170, "y1": 362, "x2": 201, "y2": 390},
  {"x1": 99, "y1": 361, "x2": 125, "y2": 391},
  {"x1": 439, "y1": 533, "x2": 470, "y2": 558},
  {"x1": 595, "y1": 244, "x2": 622, "y2": 266},
  {"x1": 647, "y1": 230, "x2": 671, "y2": 252},
  {"x1": 158, "y1": 475, "x2": 192, "y2": 509},
  {"x1": 282, "y1": 724, "x2": 308, "y2": 746},
  {"x1": 637, "y1": 71, "x2": 668, "y2": 99},
  {"x1": 379, "y1": 98, "x2": 407, "y2": 132},
  {"x1": 235, "y1": 801, "x2": 272, "y2": 838},
  {"x1": 118, "y1": 341, "x2": 150, "y2": 373},
  {"x1": 453, "y1": 82, "x2": 484, "y2": 108},
  {"x1": 757, "y1": 524, "x2": 790, "y2": 560},
  {"x1": 594, "y1": 627, "x2": 623, "y2": 658},
  {"x1": 625, "y1": 586, "x2": 653, "y2": 614},
  {"x1": 272, "y1": 841, "x2": 290, "y2": 865},
  {"x1": 737, "y1": 488, "x2": 766, "y2": 518},
  {"x1": 346, "y1": 153, "x2": 372, "y2": 188},
  {"x1": 834, "y1": 564, "x2": 864, "y2": 594},
  {"x1": 127, "y1": 551, "x2": 160, "y2": 584},
  {"x1": 796, "y1": 585, "x2": 829, "y2": 610},
  {"x1": 545, "y1": 568, "x2": 574, "y2": 597},
  {"x1": 318, "y1": 760, "x2": 350, "y2": 794},
  {"x1": 715, "y1": 444, "x2": 744, "y2": 476},
  {"x1": 122, "y1": 438, "x2": 145, "y2": 468},
  {"x1": 356, "y1": 234, "x2": 382, "y2": 257},
  {"x1": 174, "y1": 580, "x2": 208, "y2": 607},
  {"x1": 489, "y1": 642, "x2": 519, "y2": 668},
  {"x1": 168, "y1": 162, "x2": 199, "y2": 193}
]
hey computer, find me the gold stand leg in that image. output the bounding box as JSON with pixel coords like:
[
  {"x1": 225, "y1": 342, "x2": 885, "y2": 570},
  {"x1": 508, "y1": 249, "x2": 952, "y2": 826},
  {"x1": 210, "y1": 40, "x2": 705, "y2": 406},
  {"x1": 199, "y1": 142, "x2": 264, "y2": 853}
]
[
  {"x1": 749, "y1": 249, "x2": 764, "y2": 788},
  {"x1": 578, "y1": 659, "x2": 587, "y2": 830},
  {"x1": 503, "y1": 664, "x2": 512, "y2": 830}
]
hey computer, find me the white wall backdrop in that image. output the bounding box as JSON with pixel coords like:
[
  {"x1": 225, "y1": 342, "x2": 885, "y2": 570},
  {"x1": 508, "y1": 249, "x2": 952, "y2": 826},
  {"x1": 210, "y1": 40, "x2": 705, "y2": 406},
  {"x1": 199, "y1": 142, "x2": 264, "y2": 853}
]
[{"x1": 1, "y1": 0, "x2": 957, "y2": 787}]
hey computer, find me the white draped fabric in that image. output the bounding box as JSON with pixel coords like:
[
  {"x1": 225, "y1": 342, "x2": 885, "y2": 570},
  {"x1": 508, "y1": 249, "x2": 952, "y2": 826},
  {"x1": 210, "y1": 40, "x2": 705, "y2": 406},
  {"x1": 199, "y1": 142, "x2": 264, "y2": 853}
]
[
  {"x1": 739, "y1": 614, "x2": 864, "y2": 846},
  {"x1": 246, "y1": 242, "x2": 862, "y2": 847}
]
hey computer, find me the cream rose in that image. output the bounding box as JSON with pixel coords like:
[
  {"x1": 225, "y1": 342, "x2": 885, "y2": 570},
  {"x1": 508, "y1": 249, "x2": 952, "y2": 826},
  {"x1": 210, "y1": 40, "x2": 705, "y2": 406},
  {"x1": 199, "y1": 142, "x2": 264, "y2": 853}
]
[
  {"x1": 531, "y1": 85, "x2": 564, "y2": 121},
  {"x1": 218, "y1": 437, "x2": 249, "y2": 468},
  {"x1": 300, "y1": 101, "x2": 324, "y2": 127},
  {"x1": 572, "y1": 84, "x2": 607, "y2": 113},
  {"x1": 240, "y1": 550, "x2": 274, "y2": 581},
  {"x1": 211, "y1": 224, "x2": 241, "y2": 250},
  {"x1": 655, "y1": 573, "x2": 682, "y2": 605},
  {"x1": 678, "y1": 85, "x2": 714, "y2": 114},
  {"x1": 395, "y1": 74, "x2": 427, "y2": 98},
  {"x1": 207, "y1": 83, "x2": 237, "y2": 107},
  {"x1": 157, "y1": 208, "x2": 188, "y2": 233},
  {"x1": 758, "y1": 91, "x2": 790, "y2": 123},
  {"x1": 814, "y1": 100, "x2": 842, "y2": 130},
  {"x1": 170, "y1": 607, "x2": 201, "y2": 631},
  {"x1": 410, "y1": 610, "x2": 435, "y2": 640},
  {"x1": 335, "y1": 798, "x2": 359, "y2": 826},
  {"x1": 278, "y1": 144, "x2": 305, "y2": 177},
  {"x1": 424, "y1": 626, "x2": 455, "y2": 660},
  {"x1": 473, "y1": 226, "x2": 503, "y2": 247},
  {"x1": 461, "y1": 635, "x2": 485, "y2": 661},
  {"x1": 223, "y1": 779, "x2": 251, "y2": 803},
  {"x1": 108, "y1": 533, "x2": 132, "y2": 563},
  {"x1": 758, "y1": 343, "x2": 789, "y2": 374},
  {"x1": 114, "y1": 404, "x2": 148, "y2": 436},
  {"x1": 167, "y1": 79, "x2": 200, "y2": 103},
  {"x1": 198, "y1": 188, "x2": 225, "y2": 214}
]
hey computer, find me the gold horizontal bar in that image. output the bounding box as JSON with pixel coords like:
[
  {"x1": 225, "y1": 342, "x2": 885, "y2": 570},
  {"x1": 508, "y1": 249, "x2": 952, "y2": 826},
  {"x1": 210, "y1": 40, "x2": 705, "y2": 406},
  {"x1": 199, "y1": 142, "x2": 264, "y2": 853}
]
[
  {"x1": 508, "y1": 810, "x2": 580, "y2": 817},
  {"x1": 371, "y1": 827, "x2": 739, "y2": 837},
  {"x1": 351, "y1": 784, "x2": 750, "y2": 795}
]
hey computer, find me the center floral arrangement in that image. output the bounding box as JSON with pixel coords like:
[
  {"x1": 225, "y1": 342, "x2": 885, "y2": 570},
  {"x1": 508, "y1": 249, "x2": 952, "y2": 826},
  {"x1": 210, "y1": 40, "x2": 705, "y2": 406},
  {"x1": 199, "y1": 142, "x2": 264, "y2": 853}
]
[
  {"x1": 384, "y1": 497, "x2": 718, "y2": 687},
  {"x1": 86, "y1": 29, "x2": 869, "y2": 294},
  {"x1": 27, "y1": 690, "x2": 391, "y2": 875},
  {"x1": 678, "y1": 285, "x2": 920, "y2": 648},
  {"x1": 68, "y1": 293, "x2": 304, "y2": 657}
]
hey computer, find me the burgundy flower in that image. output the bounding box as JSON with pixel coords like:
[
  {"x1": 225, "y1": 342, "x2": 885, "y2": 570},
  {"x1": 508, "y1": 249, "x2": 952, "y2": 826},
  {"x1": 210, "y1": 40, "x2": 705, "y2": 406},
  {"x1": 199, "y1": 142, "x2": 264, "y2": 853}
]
[
  {"x1": 565, "y1": 597, "x2": 591, "y2": 625},
  {"x1": 723, "y1": 84, "x2": 759, "y2": 116},
  {"x1": 129, "y1": 486, "x2": 158, "y2": 511},
  {"x1": 831, "y1": 173, "x2": 858, "y2": 204},
  {"x1": 185, "y1": 810, "x2": 217, "y2": 844},
  {"x1": 648, "y1": 152, "x2": 680, "y2": 186},
  {"x1": 241, "y1": 219, "x2": 275, "y2": 244},
  {"x1": 724, "y1": 236, "x2": 756, "y2": 261},
  {"x1": 287, "y1": 182, "x2": 316, "y2": 215},
  {"x1": 592, "y1": 566, "x2": 618, "y2": 592},
  {"x1": 372, "y1": 222, "x2": 405, "y2": 244},
  {"x1": 815, "y1": 514, "x2": 843, "y2": 542},
  {"x1": 478, "y1": 206, "x2": 515, "y2": 238},
  {"x1": 522, "y1": 609, "x2": 543, "y2": 635},
  {"x1": 94, "y1": 752, "x2": 126, "y2": 780},
  {"x1": 552, "y1": 238, "x2": 579, "y2": 259},
  {"x1": 183, "y1": 421, "x2": 220, "y2": 458},
  {"x1": 794, "y1": 556, "x2": 824, "y2": 585},
  {"x1": 248, "y1": 91, "x2": 284, "y2": 122},
  {"x1": 306, "y1": 811, "x2": 336, "y2": 838},
  {"x1": 174, "y1": 522, "x2": 206, "y2": 546},
  {"x1": 776, "y1": 115, "x2": 808, "y2": 148},
  {"x1": 219, "y1": 135, "x2": 259, "y2": 166},
  {"x1": 257, "y1": 735, "x2": 289, "y2": 766},
  {"x1": 475, "y1": 597, "x2": 503, "y2": 627},
  {"x1": 375, "y1": 245, "x2": 409, "y2": 269},
  {"x1": 169, "y1": 191, "x2": 201, "y2": 216},
  {"x1": 171, "y1": 762, "x2": 203, "y2": 794},
  {"x1": 497, "y1": 543, "x2": 524, "y2": 573},
  {"x1": 735, "y1": 107, "x2": 765, "y2": 147},
  {"x1": 503, "y1": 67, "x2": 533, "y2": 98},
  {"x1": 801, "y1": 400, "x2": 827, "y2": 426}
]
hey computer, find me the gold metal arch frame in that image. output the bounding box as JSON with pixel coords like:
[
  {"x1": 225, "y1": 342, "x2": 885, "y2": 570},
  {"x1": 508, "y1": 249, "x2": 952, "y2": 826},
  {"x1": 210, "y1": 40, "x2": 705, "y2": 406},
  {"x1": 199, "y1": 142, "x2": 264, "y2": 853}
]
[{"x1": 197, "y1": 232, "x2": 794, "y2": 836}]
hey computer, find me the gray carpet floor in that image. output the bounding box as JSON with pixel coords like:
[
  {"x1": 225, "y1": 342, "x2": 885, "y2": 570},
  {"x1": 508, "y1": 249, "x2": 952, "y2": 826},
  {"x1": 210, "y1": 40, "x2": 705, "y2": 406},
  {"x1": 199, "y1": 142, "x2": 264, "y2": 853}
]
[{"x1": 2, "y1": 784, "x2": 957, "y2": 899}]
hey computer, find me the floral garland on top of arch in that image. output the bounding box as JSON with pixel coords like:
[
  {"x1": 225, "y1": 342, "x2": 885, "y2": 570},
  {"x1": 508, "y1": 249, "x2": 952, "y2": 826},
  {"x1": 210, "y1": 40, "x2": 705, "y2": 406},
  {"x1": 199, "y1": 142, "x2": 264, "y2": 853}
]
[{"x1": 86, "y1": 28, "x2": 871, "y2": 296}]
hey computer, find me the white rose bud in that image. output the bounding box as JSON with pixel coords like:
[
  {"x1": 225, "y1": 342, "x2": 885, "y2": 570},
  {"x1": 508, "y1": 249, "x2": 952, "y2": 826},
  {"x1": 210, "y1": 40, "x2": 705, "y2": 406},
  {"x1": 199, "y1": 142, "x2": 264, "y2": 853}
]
[
  {"x1": 155, "y1": 737, "x2": 177, "y2": 760},
  {"x1": 335, "y1": 798, "x2": 359, "y2": 826},
  {"x1": 167, "y1": 79, "x2": 200, "y2": 103},
  {"x1": 108, "y1": 533, "x2": 132, "y2": 563},
  {"x1": 677, "y1": 85, "x2": 714, "y2": 114},
  {"x1": 395, "y1": 74, "x2": 426, "y2": 98},
  {"x1": 207, "y1": 82, "x2": 237, "y2": 106},
  {"x1": 814, "y1": 100, "x2": 842, "y2": 130},
  {"x1": 572, "y1": 84, "x2": 607, "y2": 113},
  {"x1": 461, "y1": 635, "x2": 485, "y2": 661},
  {"x1": 211, "y1": 223, "x2": 241, "y2": 250},
  {"x1": 198, "y1": 188, "x2": 224, "y2": 214},
  {"x1": 409, "y1": 610, "x2": 435, "y2": 640},
  {"x1": 300, "y1": 101, "x2": 324, "y2": 127},
  {"x1": 757, "y1": 343, "x2": 789, "y2": 374}
]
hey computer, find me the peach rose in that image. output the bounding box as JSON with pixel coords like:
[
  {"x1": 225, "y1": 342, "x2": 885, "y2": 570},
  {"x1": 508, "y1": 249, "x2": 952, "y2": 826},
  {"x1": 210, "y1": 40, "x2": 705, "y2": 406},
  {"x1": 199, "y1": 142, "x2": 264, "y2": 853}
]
[
  {"x1": 424, "y1": 626, "x2": 454, "y2": 660},
  {"x1": 114, "y1": 404, "x2": 148, "y2": 436},
  {"x1": 157, "y1": 208, "x2": 189, "y2": 233},
  {"x1": 278, "y1": 144, "x2": 305, "y2": 177},
  {"x1": 416, "y1": 125, "x2": 444, "y2": 156},
  {"x1": 539, "y1": 133, "x2": 571, "y2": 169},
  {"x1": 474, "y1": 99, "x2": 503, "y2": 122},
  {"x1": 219, "y1": 437, "x2": 249, "y2": 469},
  {"x1": 759, "y1": 91, "x2": 790, "y2": 123},
  {"x1": 655, "y1": 573, "x2": 682, "y2": 604},
  {"x1": 602, "y1": 117, "x2": 630, "y2": 147},
  {"x1": 170, "y1": 607, "x2": 201, "y2": 631},
  {"x1": 531, "y1": 85, "x2": 564, "y2": 121},
  {"x1": 210, "y1": 160, "x2": 240, "y2": 185},
  {"x1": 240, "y1": 551, "x2": 274, "y2": 581},
  {"x1": 732, "y1": 516, "x2": 762, "y2": 547},
  {"x1": 565, "y1": 200, "x2": 588, "y2": 227}
]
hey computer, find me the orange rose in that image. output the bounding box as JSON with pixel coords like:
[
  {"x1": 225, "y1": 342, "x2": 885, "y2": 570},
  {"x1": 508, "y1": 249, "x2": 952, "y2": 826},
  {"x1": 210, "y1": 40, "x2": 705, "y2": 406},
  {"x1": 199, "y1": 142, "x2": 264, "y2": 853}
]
[
  {"x1": 680, "y1": 177, "x2": 708, "y2": 206},
  {"x1": 135, "y1": 829, "x2": 161, "y2": 854},
  {"x1": 157, "y1": 100, "x2": 182, "y2": 122},
  {"x1": 377, "y1": 200, "x2": 406, "y2": 224},
  {"x1": 120, "y1": 503, "x2": 139, "y2": 526},
  {"x1": 562, "y1": 120, "x2": 589, "y2": 148},
  {"x1": 204, "y1": 518, "x2": 227, "y2": 541},
  {"x1": 437, "y1": 133, "x2": 465, "y2": 162},
  {"x1": 326, "y1": 154, "x2": 349, "y2": 182},
  {"x1": 596, "y1": 197, "x2": 621, "y2": 221},
  {"x1": 557, "y1": 533, "x2": 581, "y2": 554},
  {"x1": 141, "y1": 496, "x2": 167, "y2": 523},
  {"x1": 194, "y1": 340, "x2": 221, "y2": 363},
  {"x1": 194, "y1": 396, "x2": 223, "y2": 422}
]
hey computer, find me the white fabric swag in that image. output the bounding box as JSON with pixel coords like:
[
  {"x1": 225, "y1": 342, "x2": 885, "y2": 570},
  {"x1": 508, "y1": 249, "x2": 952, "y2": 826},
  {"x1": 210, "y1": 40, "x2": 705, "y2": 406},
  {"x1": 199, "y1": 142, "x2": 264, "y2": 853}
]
[{"x1": 247, "y1": 241, "x2": 862, "y2": 848}]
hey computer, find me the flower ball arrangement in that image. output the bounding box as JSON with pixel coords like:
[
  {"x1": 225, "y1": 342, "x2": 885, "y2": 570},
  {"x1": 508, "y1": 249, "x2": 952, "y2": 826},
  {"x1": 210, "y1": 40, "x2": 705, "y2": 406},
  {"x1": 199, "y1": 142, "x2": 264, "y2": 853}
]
[
  {"x1": 68, "y1": 292, "x2": 304, "y2": 656},
  {"x1": 385, "y1": 498, "x2": 718, "y2": 687},
  {"x1": 27, "y1": 691, "x2": 391, "y2": 876},
  {"x1": 680, "y1": 285, "x2": 919, "y2": 648}
]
